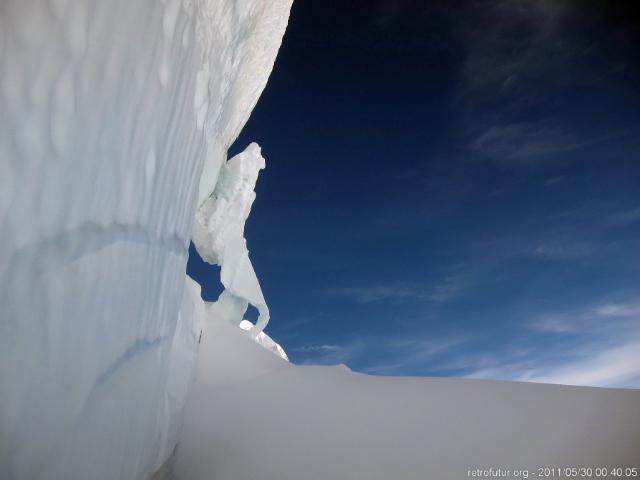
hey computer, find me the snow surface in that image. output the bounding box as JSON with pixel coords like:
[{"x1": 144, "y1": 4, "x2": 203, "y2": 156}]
[
  {"x1": 0, "y1": 0, "x2": 292, "y2": 478},
  {"x1": 172, "y1": 309, "x2": 640, "y2": 480}
]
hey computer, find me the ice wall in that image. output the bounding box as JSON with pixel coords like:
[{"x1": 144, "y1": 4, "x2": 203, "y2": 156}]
[{"x1": 0, "y1": 1, "x2": 292, "y2": 478}]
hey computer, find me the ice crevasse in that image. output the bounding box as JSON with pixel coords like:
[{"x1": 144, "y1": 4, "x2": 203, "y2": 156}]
[{"x1": 0, "y1": 0, "x2": 293, "y2": 479}]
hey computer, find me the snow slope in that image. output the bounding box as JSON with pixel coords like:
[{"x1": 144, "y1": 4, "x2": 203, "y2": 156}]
[
  {"x1": 173, "y1": 311, "x2": 640, "y2": 480},
  {"x1": 0, "y1": 1, "x2": 292, "y2": 479}
]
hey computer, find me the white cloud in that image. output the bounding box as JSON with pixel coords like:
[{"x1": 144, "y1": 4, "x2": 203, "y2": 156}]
[
  {"x1": 520, "y1": 341, "x2": 640, "y2": 388},
  {"x1": 456, "y1": 0, "x2": 640, "y2": 163},
  {"x1": 528, "y1": 300, "x2": 640, "y2": 333},
  {"x1": 321, "y1": 275, "x2": 469, "y2": 305},
  {"x1": 533, "y1": 242, "x2": 595, "y2": 260},
  {"x1": 297, "y1": 294, "x2": 640, "y2": 388},
  {"x1": 595, "y1": 302, "x2": 640, "y2": 318},
  {"x1": 470, "y1": 299, "x2": 640, "y2": 388},
  {"x1": 293, "y1": 344, "x2": 341, "y2": 353},
  {"x1": 294, "y1": 341, "x2": 362, "y2": 366},
  {"x1": 427, "y1": 274, "x2": 469, "y2": 303},
  {"x1": 528, "y1": 314, "x2": 576, "y2": 334},
  {"x1": 364, "y1": 336, "x2": 468, "y2": 375},
  {"x1": 292, "y1": 331, "x2": 470, "y2": 375},
  {"x1": 470, "y1": 121, "x2": 638, "y2": 162},
  {"x1": 618, "y1": 208, "x2": 640, "y2": 224},
  {"x1": 544, "y1": 176, "x2": 565, "y2": 186},
  {"x1": 466, "y1": 339, "x2": 640, "y2": 389},
  {"x1": 321, "y1": 285, "x2": 425, "y2": 303}
]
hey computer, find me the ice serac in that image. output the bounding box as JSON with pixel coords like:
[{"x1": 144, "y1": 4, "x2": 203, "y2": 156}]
[
  {"x1": 0, "y1": 1, "x2": 292, "y2": 479},
  {"x1": 193, "y1": 142, "x2": 270, "y2": 337}
]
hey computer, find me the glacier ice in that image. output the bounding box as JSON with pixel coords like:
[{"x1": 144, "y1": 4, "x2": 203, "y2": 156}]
[
  {"x1": 0, "y1": 0, "x2": 292, "y2": 478},
  {"x1": 193, "y1": 142, "x2": 270, "y2": 337},
  {"x1": 152, "y1": 276, "x2": 204, "y2": 474}
]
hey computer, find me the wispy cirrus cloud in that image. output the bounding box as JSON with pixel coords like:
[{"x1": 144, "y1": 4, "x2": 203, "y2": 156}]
[
  {"x1": 532, "y1": 242, "x2": 596, "y2": 260},
  {"x1": 466, "y1": 299, "x2": 640, "y2": 388},
  {"x1": 289, "y1": 296, "x2": 640, "y2": 388},
  {"x1": 596, "y1": 302, "x2": 640, "y2": 318},
  {"x1": 292, "y1": 344, "x2": 342, "y2": 353},
  {"x1": 528, "y1": 300, "x2": 640, "y2": 334},
  {"x1": 291, "y1": 332, "x2": 469, "y2": 375},
  {"x1": 460, "y1": 0, "x2": 569, "y2": 92},
  {"x1": 320, "y1": 285, "x2": 426, "y2": 304},
  {"x1": 292, "y1": 341, "x2": 361, "y2": 366},
  {"x1": 614, "y1": 207, "x2": 640, "y2": 225},
  {"x1": 362, "y1": 335, "x2": 468, "y2": 375},
  {"x1": 519, "y1": 341, "x2": 640, "y2": 388},
  {"x1": 466, "y1": 339, "x2": 640, "y2": 389},
  {"x1": 428, "y1": 274, "x2": 470, "y2": 303},
  {"x1": 528, "y1": 314, "x2": 577, "y2": 334},
  {"x1": 455, "y1": 0, "x2": 640, "y2": 163},
  {"x1": 470, "y1": 121, "x2": 638, "y2": 162},
  {"x1": 320, "y1": 274, "x2": 470, "y2": 305},
  {"x1": 543, "y1": 176, "x2": 565, "y2": 187}
]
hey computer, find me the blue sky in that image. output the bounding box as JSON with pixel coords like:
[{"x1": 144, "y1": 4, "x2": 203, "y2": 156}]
[{"x1": 188, "y1": 0, "x2": 640, "y2": 388}]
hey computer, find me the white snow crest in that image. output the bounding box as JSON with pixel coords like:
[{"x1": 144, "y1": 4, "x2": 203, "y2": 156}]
[{"x1": 239, "y1": 320, "x2": 289, "y2": 361}]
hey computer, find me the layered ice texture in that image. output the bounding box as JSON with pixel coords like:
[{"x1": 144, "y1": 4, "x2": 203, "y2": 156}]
[{"x1": 0, "y1": 0, "x2": 292, "y2": 478}]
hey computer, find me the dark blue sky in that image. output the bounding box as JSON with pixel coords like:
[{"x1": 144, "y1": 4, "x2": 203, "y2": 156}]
[{"x1": 188, "y1": 0, "x2": 640, "y2": 387}]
